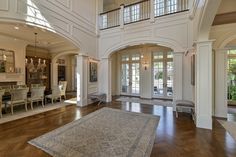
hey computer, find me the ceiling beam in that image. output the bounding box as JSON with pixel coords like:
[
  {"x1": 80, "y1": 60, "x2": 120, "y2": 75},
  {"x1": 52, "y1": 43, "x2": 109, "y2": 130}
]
[{"x1": 213, "y1": 11, "x2": 236, "y2": 26}]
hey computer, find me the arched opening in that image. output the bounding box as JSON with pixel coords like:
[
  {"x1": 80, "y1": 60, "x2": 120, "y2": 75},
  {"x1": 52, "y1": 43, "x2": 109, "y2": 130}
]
[
  {"x1": 110, "y1": 44, "x2": 176, "y2": 101},
  {"x1": 0, "y1": 21, "x2": 80, "y2": 114},
  {"x1": 223, "y1": 38, "x2": 236, "y2": 119}
]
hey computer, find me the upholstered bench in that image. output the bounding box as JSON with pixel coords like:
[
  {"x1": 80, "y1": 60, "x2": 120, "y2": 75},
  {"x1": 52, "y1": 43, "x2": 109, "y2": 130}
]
[
  {"x1": 175, "y1": 100, "x2": 195, "y2": 121},
  {"x1": 89, "y1": 93, "x2": 106, "y2": 105}
]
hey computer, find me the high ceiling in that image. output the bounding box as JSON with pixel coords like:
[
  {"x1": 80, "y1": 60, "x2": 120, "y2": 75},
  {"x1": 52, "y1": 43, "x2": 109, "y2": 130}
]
[
  {"x1": 103, "y1": 0, "x2": 114, "y2": 5},
  {"x1": 0, "y1": 22, "x2": 78, "y2": 53},
  {"x1": 217, "y1": 0, "x2": 236, "y2": 14}
]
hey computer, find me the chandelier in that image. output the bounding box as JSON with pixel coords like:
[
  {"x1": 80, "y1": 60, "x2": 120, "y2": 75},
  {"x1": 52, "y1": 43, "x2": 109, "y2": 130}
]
[{"x1": 25, "y1": 32, "x2": 46, "y2": 73}]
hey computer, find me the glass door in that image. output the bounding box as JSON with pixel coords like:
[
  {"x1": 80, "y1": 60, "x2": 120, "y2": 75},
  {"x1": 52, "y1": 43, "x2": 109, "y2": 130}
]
[
  {"x1": 153, "y1": 52, "x2": 173, "y2": 98},
  {"x1": 227, "y1": 49, "x2": 236, "y2": 106},
  {"x1": 121, "y1": 54, "x2": 140, "y2": 96}
]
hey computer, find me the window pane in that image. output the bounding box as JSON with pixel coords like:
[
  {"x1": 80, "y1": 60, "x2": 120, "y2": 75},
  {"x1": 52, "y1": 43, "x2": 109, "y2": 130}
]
[
  {"x1": 121, "y1": 55, "x2": 129, "y2": 61},
  {"x1": 153, "y1": 52, "x2": 163, "y2": 59}
]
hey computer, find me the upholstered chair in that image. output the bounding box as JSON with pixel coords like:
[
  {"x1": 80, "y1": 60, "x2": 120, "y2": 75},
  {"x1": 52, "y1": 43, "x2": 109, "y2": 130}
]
[
  {"x1": 28, "y1": 86, "x2": 46, "y2": 109},
  {"x1": 0, "y1": 89, "x2": 5, "y2": 118},
  {"x1": 0, "y1": 85, "x2": 11, "y2": 93},
  {"x1": 7, "y1": 88, "x2": 29, "y2": 114},
  {"x1": 30, "y1": 84, "x2": 40, "y2": 88},
  {"x1": 13, "y1": 85, "x2": 27, "y2": 89},
  {"x1": 59, "y1": 81, "x2": 67, "y2": 100},
  {"x1": 45, "y1": 86, "x2": 61, "y2": 104}
]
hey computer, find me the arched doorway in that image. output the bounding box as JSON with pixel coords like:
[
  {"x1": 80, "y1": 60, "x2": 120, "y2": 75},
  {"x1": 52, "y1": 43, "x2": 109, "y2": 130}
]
[{"x1": 110, "y1": 44, "x2": 175, "y2": 100}]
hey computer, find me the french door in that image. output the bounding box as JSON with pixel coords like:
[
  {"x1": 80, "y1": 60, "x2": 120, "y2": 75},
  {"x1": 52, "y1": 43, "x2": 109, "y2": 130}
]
[
  {"x1": 153, "y1": 52, "x2": 173, "y2": 98},
  {"x1": 121, "y1": 54, "x2": 140, "y2": 96}
]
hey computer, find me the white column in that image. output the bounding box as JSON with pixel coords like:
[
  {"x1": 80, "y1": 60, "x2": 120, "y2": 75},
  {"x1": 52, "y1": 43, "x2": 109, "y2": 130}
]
[
  {"x1": 120, "y1": 4, "x2": 124, "y2": 29},
  {"x1": 150, "y1": 0, "x2": 155, "y2": 23},
  {"x1": 51, "y1": 62, "x2": 58, "y2": 87},
  {"x1": 195, "y1": 40, "x2": 213, "y2": 130},
  {"x1": 214, "y1": 49, "x2": 227, "y2": 118},
  {"x1": 99, "y1": 58, "x2": 112, "y2": 102},
  {"x1": 77, "y1": 55, "x2": 88, "y2": 107},
  {"x1": 173, "y1": 52, "x2": 184, "y2": 111}
]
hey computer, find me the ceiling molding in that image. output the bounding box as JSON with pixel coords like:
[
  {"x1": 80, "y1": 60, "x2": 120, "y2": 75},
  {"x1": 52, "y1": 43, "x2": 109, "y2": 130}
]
[{"x1": 213, "y1": 11, "x2": 236, "y2": 26}]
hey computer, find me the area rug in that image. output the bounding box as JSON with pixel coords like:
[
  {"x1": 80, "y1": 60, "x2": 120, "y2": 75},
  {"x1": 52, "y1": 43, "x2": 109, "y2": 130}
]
[
  {"x1": 0, "y1": 102, "x2": 74, "y2": 125},
  {"x1": 116, "y1": 96, "x2": 173, "y2": 107},
  {"x1": 218, "y1": 120, "x2": 236, "y2": 141},
  {"x1": 29, "y1": 107, "x2": 160, "y2": 157}
]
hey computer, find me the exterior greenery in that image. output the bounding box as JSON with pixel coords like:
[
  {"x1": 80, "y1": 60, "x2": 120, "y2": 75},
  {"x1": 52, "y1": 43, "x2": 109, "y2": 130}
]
[{"x1": 228, "y1": 50, "x2": 236, "y2": 100}]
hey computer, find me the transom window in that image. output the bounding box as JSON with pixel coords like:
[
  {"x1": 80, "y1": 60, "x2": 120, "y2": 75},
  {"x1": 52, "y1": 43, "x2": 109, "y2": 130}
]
[
  {"x1": 166, "y1": 0, "x2": 177, "y2": 13},
  {"x1": 124, "y1": 4, "x2": 140, "y2": 24},
  {"x1": 154, "y1": 0, "x2": 165, "y2": 16},
  {"x1": 100, "y1": 14, "x2": 108, "y2": 29},
  {"x1": 154, "y1": 0, "x2": 178, "y2": 16}
]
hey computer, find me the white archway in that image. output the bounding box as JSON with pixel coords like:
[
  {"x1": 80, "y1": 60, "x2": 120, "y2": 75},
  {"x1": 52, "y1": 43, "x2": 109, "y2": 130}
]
[
  {"x1": 101, "y1": 38, "x2": 185, "y2": 59},
  {"x1": 51, "y1": 50, "x2": 79, "y2": 89}
]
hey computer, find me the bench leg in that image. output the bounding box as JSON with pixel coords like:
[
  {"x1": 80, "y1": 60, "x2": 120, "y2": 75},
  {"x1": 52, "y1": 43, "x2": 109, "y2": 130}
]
[{"x1": 176, "y1": 107, "x2": 178, "y2": 118}]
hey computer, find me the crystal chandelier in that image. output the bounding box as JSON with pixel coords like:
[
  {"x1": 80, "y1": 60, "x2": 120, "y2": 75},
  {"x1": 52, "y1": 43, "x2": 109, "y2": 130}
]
[{"x1": 25, "y1": 33, "x2": 46, "y2": 73}]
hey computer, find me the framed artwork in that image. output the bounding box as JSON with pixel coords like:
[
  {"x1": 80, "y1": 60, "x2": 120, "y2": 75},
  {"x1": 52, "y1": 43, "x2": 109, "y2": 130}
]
[
  {"x1": 0, "y1": 60, "x2": 5, "y2": 72},
  {"x1": 191, "y1": 54, "x2": 195, "y2": 86},
  {"x1": 89, "y1": 62, "x2": 98, "y2": 82}
]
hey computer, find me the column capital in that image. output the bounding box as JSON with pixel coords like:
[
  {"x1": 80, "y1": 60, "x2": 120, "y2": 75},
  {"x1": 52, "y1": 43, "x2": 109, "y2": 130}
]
[
  {"x1": 174, "y1": 52, "x2": 185, "y2": 55},
  {"x1": 78, "y1": 53, "x2": 89, "y2": 58},
  {"x1": 194, "y1": 39, "x2": 215, "y2": 45},
  {"x1": 100, "y1": 57, "x2": 111, "y2": 61},
  {"x1": 214, "y1": 48, "x2": 228, "y2": 53}
]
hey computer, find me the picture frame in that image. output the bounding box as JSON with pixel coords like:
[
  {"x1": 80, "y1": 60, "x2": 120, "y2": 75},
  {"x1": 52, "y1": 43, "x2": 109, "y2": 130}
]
[
  {"x1": 191, "y1": 54, "x2": 195, "y2": 86},
  {"x1": 89, "y1": 62, "x2": 98, "y2": 82}
]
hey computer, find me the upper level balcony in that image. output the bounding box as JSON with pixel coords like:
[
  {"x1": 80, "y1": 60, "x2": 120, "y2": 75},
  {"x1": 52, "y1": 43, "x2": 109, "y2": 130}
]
[{"x1": 99, "y1": 0, "x2": 190, "y2": 30}]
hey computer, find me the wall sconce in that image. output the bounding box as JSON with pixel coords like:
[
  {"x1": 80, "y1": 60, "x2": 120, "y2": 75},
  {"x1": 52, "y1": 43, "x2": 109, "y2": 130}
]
[{"x1": 143, "y1": 61, "x2": 149, "y2": 70}]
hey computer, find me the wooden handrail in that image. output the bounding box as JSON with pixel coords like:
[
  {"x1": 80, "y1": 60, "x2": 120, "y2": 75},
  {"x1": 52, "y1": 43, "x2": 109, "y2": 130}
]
[
  {"x1": 100, "y1": 8, "x2": 120, "y2": 15},
  {"x1": 124, "y1": 0, "x2": 150, "y2": 8}
]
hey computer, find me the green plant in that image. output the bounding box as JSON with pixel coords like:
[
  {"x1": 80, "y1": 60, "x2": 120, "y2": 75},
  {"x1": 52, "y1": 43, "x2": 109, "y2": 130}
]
[{"x1": 228, "y1": 86, "x2": 236, "y2": 100}]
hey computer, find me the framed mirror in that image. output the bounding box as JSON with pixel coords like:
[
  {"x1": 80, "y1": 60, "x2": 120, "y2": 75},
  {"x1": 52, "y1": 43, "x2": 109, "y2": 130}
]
[{"x1": 0, "y1": 49, "x2": 15, "y2": 73}]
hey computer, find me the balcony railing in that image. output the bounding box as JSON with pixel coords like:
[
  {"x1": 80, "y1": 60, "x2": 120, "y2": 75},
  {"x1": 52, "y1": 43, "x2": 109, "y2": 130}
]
[
  {"x1": 100, "y1": 8, "x2": 120, "y2": 30},
  {"x1": 99, "y1": 0, "x2": 189, "y2": 30},
  {"x1": 124, "y1": 0, "x2": 150, "y2": 25}
]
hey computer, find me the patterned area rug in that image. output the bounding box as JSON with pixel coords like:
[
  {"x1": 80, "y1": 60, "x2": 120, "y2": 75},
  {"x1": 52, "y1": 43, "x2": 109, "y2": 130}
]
[
  {"x1": 29, "y1": 107, "x2": 160, "y2": 157},
  {"x1": 218, "y1": 120, "x2": 236, "y2": 141},
  {"x1": 116, "y1": 96, "x2": 173, "y2": 107}
]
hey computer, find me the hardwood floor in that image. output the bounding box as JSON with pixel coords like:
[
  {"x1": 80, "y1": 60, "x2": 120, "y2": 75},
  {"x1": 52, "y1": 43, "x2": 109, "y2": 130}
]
[{"x1": 0, "y1": 101, "x2": 236, "y2": 157}]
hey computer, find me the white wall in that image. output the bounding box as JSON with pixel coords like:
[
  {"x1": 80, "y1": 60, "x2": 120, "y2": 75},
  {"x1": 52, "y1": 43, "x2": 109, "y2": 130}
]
[
  {"x1": 210, "y1": 23, "x2": 236, "y2": 118},
  {"x1": 217, "y1": 0, "x2": 236, "y2": 14},
  {"x1": 57, "y1": 55, "x2": 76, "y2": 91},
  {"x1": 103, "y1": 0, "x2": 141, "y2": 11},
  {"x1": 110, "y1": 45, "x2": 193, "y2": 101},
  {"x1": 0, "y1": 35, "x2": 27, "y2": 84},
  {"x1": 99, "y1": 11, "x2": 192, "y2": 58},
  {"x1": 99, "y1": 10, "x2": 193, "y2": 102},
  {"x1": 0, "y1": 0, "x2": 98, "y2": 58}
]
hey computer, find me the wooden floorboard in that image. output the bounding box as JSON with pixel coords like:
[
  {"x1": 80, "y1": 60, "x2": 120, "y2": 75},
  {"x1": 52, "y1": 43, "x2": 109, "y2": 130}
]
[{"x1": 0, "y1": 100, "x2": 236, "y2": 157}]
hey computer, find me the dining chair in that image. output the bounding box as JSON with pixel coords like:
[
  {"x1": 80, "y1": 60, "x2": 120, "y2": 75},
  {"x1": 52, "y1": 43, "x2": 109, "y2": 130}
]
[
  {"x1": 28, "y1": 86, "x2": 46, "y2": 109},
  {"x1": 45, "y1": 86, "x2": 61, "y2": 104},
  {"x1": 30, "y1": 84, "x2": 40, "y2": 88},
  {"x1": 13, "y1": 85, "x2": 27, "y2": 89},
  {"x1": 59, "y1": 81, "x2": 67, "y2": 100},
  {"x1": 6, "y1": 88, "x2": 29, "y2": 114},
  {"x1": 0, "y1": 89, "x2": 5, "y2": 118},
  {"x1": 0, "y1": 85, "x2": 12, "y2": 93}
]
